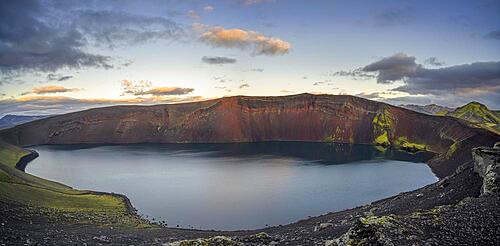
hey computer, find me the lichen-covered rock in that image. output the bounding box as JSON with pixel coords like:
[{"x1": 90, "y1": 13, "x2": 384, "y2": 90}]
[
  {"x1": 472, "y1": 142, "x2": 500, "y2": 195},
  {"x1": 314, "y1": 222, "x2": 334, "y2": 232},
  {"x1": 164, "y1": 233, "x2": 277, "y2": 246},
  {"x1": 164, "y1": 236, "x2": 238, "y2": 246},
  {"x1": 333, "y1": 216, "x2": 396, "y2": 246}
]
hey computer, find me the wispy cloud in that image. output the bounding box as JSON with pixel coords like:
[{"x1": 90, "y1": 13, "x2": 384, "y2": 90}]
[
  {"x1": 47, "y1": 74, "x2": 74, "y2": 82},
  {"x1": 239, "y1": 83, "x2": 250, "y2": 89},
  {"x1": 121, "y1": 80, "x2": 193, "y2": 96},
  {"x1": 31, "y1": 85, "x2": 80, "y2": 94},
  {"x1": 135, "y1": 87, "x2": 194, "y2": 96},
  {"x1": 201, "y1": 56, "x2": 237, "y2": 65},
  {"x1": 424, "y1": 57, "x2": 445, "y2": 66},
  {"x1": 330, "y1": 68, "x2": 376, "y2": 80}
]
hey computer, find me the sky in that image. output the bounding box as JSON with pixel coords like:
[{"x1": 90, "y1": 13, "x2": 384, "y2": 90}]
[{"x1": 1, "y1": 0, "x2": 500, "y2": 116}]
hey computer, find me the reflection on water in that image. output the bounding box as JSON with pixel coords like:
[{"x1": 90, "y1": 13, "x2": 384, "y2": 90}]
[{"x1": 26, "y1": 142, "x2": 437, "y2": 230}]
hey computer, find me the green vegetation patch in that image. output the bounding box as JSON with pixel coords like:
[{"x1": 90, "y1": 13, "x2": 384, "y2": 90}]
[
  {"x1": 374, "y1": 131, "x2": 389, "y2": 146},
  {"x1": 447, "y1": 102, "x2": 500, "y2": 135},
  {"x1": 394, "y1": 137, "x2": 428, "y2": 152},
  {"x1": 360, "y1": 215, "x2": 397, "y2": 226},
  {"x1": 372, "y1": 109, "x2": 394, "y2": 146},
  {"x1": 0, "y1": 140, "x2": 150, "y2": 228},
  {"x1": 0, "y1": 141, "x2": 31, "y2": 169}
]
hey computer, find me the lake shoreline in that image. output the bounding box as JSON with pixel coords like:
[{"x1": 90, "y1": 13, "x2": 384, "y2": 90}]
[
  {"x1": 25, "y1": 143, "x2": 437, "y2": 230},
  {"x1": 1, "y1": 141, "x2": 499, "y2": 245}
]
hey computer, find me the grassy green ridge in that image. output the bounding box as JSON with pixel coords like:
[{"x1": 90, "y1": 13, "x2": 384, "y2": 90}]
[
  {"x1": 0, "y1": 141, "x2": 151, "y2": 228},
  {"x1": 446, "y1": 102, "x2": 500, "y2": 135}
]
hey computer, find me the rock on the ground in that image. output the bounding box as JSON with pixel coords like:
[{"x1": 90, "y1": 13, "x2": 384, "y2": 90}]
[{"x1": 472, "y1": 142, "x2": 500, "y2": 195}]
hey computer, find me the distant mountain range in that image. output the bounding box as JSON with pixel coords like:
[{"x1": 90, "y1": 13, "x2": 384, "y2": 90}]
[
  {"x1": 399, "y1": 104, "x2": 454, "y2": 115},
  {"x1": 400, "y1": 102, "x2": 500, "y2": 135},
  {"x1": 0, "y1": 115, "x2": 51, "y2": 130}
]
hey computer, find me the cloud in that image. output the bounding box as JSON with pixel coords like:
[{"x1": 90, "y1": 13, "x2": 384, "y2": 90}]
[
  {"x1": 362, "y1": 52, "x2": 419, "y2": 83},
  {"x1": 0, "y1": 1, "x2": 183, "y2": 79},
  {"x1": 393, "y1": 62, "x2": 500, "y2": 95},
  {"x1": 0, "y1": 1, "x2": 112, "y2": 76},
  {"x1": 250, "y1": 68, "x2": 264, "y2": 72},
  {"x1": 136, "y1": 87, "x2": 194, "y2": 96},
  {"x1": 203, "y1": 5, "x2": 214, "y2": 12},
  {"x1": 373, "y1": 8, "x2": 414, "y2": 27},
  {"x1": 47, "y1": 74, "x2": 74, "y2": 82},
  {"x1": 313, "y1": 80, "x2": 332, "y2": 86},
  {"x1": 239, "y1": 83, "x2": 250, "y2": 89},
  {"x1": 424, "y1": 57, "x2": 445, "y2": 66},
  {"x1": 26, "y1": 85, "x2": 80, "y2": 95},
  {"x1": 330, "y1": 68, "x2": 376, "y2": 80},
  {"x1": 280, "y1": 89, "x2": 293, "y2": 93},
  {"x1": 201, "y1": 56, "x2": 237, "y2": 65},
  {"x1": 121, "y1": 80, "x2": 152, "y2": 96},
  {"x1": 75, "y1": 10, "x2": 183, "y2": 48},
  {"x1": 198, "y1": 26, "x2": 291, "y2": 55},
  {"x1": 121, "y1": 80, "x2": 193, "y2": 96},
  {"x1": 0, "y1": 95, "x2": 204, "y2": 116},
  {"x1": 355, "y1": 91, "x2": 404, "y2": 100},
  {"x1": 212, "y1": 76, "x2": 229, "y2": 83},
  {"x1": 360, "y1": 53, "x2": 500, "y2": 108},
  {"x1": 484, "y1": 29, "x2": 500, "y2": 40}
]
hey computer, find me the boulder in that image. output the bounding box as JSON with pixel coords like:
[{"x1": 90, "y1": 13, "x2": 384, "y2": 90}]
[{"x1": 472, "y1": 142, "x2": 500, "y2": 195}]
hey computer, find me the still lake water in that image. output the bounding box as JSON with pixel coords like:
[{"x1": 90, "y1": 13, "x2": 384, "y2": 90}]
[{"x1": 26, "y1": 142, "x2": 437, "y2": 230}]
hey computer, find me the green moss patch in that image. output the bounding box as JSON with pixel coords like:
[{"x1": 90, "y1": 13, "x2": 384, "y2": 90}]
[
  {"x1": 372, "y1": 109, "x2": 393, "y2": 146},
  {"x1": 394, "y1": 137, "x2": 428, "y2": 152}
]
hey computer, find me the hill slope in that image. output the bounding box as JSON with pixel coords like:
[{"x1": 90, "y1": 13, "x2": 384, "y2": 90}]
[
  {"x1": 1, "y1": 94, "x2": 498, "y2": 178},
  {"x1": 445, "y1": 102, "x2": 500, "y2": 134}
]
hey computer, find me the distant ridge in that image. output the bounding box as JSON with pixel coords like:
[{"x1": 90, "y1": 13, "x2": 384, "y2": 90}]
[
  {"x1": 399, "y1": 104, "x2": 454, "y2": 115},
  {"x1": 401, "y1": 102, "x2": 500, "y2": 135},
  {"x1": 0, "y1": 115, "x2": 52, "y2": 130},
  {"x1": 446, "y1": 102, "x2": 500, "y2": 134}
]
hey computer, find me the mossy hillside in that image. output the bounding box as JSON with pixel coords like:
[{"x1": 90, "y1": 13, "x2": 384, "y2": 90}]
[
  {"x1": 0, "y1": 141, "x2": 31, "y2": 169},
  {"x1": 371, "y1": 110, "x2": 431, "y2": 152},
  {"x1": 372, "y1": 109, "x2": 393, "y2": 146},
  {"x1": 394, "y1": 137, "x2": 428, "y2": 152},
  {"x1": 0, "y1": 141, "x2": 150, "y2": 228},
  {"x1": 447, "y1": 102, "x2": 500, "y2": 135}
]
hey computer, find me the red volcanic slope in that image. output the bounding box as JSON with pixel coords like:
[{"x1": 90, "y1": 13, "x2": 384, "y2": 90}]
[{"x1": 1, "y1": 94, "x2": 498, "y2": 178}]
